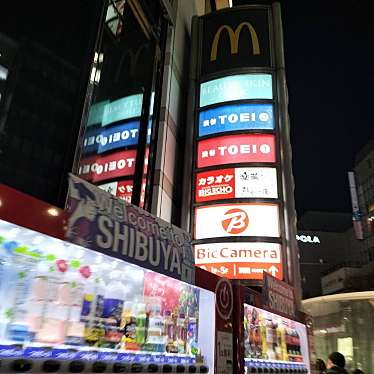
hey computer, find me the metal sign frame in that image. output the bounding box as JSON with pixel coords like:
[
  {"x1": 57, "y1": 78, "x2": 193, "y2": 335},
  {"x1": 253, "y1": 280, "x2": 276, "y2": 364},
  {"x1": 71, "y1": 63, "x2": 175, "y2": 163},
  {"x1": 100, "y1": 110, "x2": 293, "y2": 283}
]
[{"x1": 186, "y1": 4, "x2": 298, "y2": 286}]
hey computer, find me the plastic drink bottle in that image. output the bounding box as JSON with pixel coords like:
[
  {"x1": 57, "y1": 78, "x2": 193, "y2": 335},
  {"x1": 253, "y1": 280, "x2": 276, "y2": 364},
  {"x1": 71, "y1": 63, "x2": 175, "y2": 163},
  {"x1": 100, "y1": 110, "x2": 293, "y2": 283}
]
[
  {"x1": 176, "y1": 313, "x2": 187, "y2": 354},
  {"x1": 146, "y1": 303, "x2": 165, "y2": 352},
  {"x1": 164, "y1": 310, "x2": 177, "y2": 353},
  {"x1": 101, "y1": 270, "x2": 126, "y2": 347},
  {"x1": 81, "y1": 267, "x2": 106, "y2": 346},
  {"x1": 122, "y1": 302, "x2": 137, "y2": 350},
  {"x1": 64, "y1": 264, "x2": 91, "y2": 345},
  {"x1": 135, "y1": 303, "x2": 147, "y2": 346},
  {"x1": 6, "y1": 249, "x2": 37, "y2": 342},
  {"x1": 36, "y1": 259, "x2": 70, "y2": 344}
]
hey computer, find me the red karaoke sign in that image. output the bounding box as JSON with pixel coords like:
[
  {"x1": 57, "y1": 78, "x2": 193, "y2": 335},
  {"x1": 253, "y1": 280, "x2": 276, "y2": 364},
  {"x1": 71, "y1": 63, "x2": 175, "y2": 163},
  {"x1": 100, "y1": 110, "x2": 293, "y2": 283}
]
[
  {"x1": 195, "y1": 167, "x2": 278, "y2": 203},
  {"x1": 78, "y1": 149, "x2": 137, "y2": 183},
  {"x1": 197, "y1": 134, "x2": 276, "y2": 168},
  {"x1": 196, "y1": 168, "x2": 235, "y2": 202}
]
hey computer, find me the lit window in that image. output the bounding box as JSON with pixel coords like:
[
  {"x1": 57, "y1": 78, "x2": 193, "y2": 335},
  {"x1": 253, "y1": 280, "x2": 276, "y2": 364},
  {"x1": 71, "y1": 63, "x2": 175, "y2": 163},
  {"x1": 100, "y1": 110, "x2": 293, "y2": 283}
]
[{"x1": 0, "y1": 65, "x2": 8, "y2": 81}]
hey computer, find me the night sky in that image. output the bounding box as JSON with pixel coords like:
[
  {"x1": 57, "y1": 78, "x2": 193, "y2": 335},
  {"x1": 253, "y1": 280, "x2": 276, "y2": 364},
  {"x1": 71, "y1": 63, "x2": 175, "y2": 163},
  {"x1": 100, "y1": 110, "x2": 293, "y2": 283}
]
[
  {"x1": 2, "y1": 0, "x2": 373, "y2": 216},
  {"x1": 236, "y1": 0, "x2": 374, "y2": 215}
]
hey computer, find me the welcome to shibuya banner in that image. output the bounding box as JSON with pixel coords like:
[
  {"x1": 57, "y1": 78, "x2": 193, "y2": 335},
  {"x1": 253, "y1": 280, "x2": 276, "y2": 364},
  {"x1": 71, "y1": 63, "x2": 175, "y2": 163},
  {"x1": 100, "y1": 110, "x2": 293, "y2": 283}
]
[{"x1": 65, "y1": 175, "x2": 195, "y2": 284}]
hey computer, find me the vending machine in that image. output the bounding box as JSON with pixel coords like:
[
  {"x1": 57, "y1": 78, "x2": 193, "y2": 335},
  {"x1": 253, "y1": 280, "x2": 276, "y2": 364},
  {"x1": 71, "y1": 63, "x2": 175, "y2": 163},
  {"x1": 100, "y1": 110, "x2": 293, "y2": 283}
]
[
  {"x1": 0, "y1": 182, "x2": 217, "y2": 374},
  {"x1": 233, "y1": 284, "x2": 310, "y2": 374}
]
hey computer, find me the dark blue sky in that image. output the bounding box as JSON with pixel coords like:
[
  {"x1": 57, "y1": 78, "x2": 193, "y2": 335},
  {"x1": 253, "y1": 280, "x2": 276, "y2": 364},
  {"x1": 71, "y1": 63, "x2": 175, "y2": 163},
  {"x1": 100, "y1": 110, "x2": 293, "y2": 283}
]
[
  {"x1": 281, "y1": 0, "x2": 374, "y2": 214},
  {"x1": 236, "y1": 0, "x2": 374, "y2": 214}
]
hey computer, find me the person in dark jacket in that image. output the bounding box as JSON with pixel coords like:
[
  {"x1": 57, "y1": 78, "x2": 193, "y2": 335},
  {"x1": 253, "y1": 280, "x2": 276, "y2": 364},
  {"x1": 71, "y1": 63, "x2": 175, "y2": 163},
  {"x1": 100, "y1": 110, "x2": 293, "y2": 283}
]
[
  {"x1": 316, "y1": 358, "x2": 327, "y2": 373},
  {"x1": 326, "y1": 352, "x2": 348, "y2": 374},
  {"x1": 352, "y1": 369, "x2": 364, "y2": 374}
]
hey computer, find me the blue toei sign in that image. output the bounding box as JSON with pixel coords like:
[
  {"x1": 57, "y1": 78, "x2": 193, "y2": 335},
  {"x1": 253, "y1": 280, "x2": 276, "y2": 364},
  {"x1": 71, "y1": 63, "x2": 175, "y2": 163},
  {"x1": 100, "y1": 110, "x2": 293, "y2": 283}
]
[
  {"x1": 83, "y1": 121, "x2": 140, "y2": 154},
  {"x1": 199, "y1": 103, "x2": 274, "y2": 137}
]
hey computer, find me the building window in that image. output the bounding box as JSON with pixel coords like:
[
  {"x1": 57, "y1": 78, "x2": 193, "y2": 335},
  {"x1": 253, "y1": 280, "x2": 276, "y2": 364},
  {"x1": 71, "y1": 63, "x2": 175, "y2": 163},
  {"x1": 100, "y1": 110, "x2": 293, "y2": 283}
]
[{"x1": 74, "y1": 1, "x2": 166, "y2": 210}]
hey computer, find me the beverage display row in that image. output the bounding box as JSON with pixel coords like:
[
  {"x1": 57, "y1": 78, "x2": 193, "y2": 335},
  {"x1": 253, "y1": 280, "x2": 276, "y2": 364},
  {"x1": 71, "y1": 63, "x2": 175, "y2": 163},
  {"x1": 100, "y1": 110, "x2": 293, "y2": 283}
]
[
  {"x1": 244, "y1": 304, "x2": 308, "y2": 365},
  {"x1": 0, "y1": 224, "x2": 213, "y2": 367}
]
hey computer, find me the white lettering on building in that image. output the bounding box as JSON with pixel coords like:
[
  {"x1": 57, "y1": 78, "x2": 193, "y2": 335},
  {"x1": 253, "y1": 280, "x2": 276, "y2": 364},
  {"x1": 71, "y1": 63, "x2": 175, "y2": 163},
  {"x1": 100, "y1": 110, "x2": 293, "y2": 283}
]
[
  {"x1": 202, "y1": 112, "x2": 270, "y2": 128},
  {"x1": 84, "y1": 128, "x2": 138, "y2": 148},
  {"x1": 78, "y1": 158, "x2": 135, "y2": 176},
  {"x1": 296, "y1": 234, "x2": 321, "y2": 244},
  {"x1": 201, "y1": 143, "x2": 271, "y2": 158}
]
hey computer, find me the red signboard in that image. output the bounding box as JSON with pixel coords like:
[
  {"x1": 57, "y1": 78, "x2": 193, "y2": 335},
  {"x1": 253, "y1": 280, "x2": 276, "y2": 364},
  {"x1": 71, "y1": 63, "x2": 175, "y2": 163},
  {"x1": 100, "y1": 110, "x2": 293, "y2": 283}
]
[
  {"x1": 117, "y1": 180, "x2": 133, "y2": 202},
  {"x1": 195, "y1": 242, "x2": 283, "y2": 280},
  {"x1": 0, "y1": 184, "x2": 66, "y2": 241},
  {"x1": 99, "y1": 178, "x2": 146, "y2": 204},
  {"x1": 78, "y1": 149, "x2": 137, "y2": 183},
  {"x1": 196, "y1": 262, "x2": 283, "y2": 280},
  {"x1": 196, "y1": 168, "x2": 235, "y2": 202},
  {"x1": 197, "y1": 134, "x2": 276, "y2": 168}
]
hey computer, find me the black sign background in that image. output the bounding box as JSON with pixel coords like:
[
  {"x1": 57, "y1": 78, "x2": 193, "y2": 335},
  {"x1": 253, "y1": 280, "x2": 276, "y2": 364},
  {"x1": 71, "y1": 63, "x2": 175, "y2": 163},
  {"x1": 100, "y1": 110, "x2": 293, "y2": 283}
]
[{"x1": 201, "y1": 8, "x2": 271, "y2": 77}]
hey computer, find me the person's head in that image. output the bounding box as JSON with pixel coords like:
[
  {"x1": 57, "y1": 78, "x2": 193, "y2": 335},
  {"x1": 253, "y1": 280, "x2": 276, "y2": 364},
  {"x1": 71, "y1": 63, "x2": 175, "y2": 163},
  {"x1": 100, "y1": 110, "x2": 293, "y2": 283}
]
[
  {"x1": 327, "y1": 352, "x2": 345, "y2": 369},
  {"x1": 316, "y1": 358, "x2": 326, "y2": 372},
  {"x1": 353, "y1": 370, "x2": 364, "y2": 374}
]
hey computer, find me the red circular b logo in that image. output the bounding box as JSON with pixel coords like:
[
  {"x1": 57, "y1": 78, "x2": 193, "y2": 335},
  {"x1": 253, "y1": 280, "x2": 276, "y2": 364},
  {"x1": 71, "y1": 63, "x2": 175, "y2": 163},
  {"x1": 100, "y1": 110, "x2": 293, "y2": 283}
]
[{"x1": 222, "y1": 208, "x2": 249, "y2": 234}]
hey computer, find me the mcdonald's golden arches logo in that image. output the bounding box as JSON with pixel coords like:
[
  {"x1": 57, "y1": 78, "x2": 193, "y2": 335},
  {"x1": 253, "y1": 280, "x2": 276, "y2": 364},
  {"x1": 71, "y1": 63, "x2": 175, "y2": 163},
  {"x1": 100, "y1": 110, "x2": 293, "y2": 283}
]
[{"x1": 210, "y1": 22, "x2": 260, "y2": 61}]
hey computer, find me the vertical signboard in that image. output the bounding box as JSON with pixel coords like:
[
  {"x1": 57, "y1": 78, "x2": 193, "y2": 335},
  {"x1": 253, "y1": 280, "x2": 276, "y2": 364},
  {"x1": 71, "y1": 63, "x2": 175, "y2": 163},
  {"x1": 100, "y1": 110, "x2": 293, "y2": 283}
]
[
  {"x1": 189, "y1": 4, "x2": 298, "y2": 287},
  {"x1": 262, "y1": 272, "x2": 296, "y2": 319},
  {"x1": 201, "y1": 8, "x2": 271, "y2": 76},
  {"x1": 348, "y1": 171, "x2": 363, "y2": 240},
  {"x1": 78, "y1": 93, "x2": 146, "y2": 205}
]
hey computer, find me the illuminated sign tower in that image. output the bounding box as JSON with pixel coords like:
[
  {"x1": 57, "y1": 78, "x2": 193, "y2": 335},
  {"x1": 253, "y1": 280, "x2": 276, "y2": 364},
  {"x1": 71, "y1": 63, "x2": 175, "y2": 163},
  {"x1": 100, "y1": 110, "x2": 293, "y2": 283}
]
[{"x1": 183, "y1": 4, "x2": 299, "y2": 289}]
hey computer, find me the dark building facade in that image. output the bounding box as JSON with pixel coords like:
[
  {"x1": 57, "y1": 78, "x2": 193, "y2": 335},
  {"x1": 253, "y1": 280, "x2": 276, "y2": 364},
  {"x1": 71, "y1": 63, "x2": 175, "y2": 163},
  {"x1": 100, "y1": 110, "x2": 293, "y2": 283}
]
[
  {"x1": 0, "y1": 36, "x2": 81, "y2": 204},
  {"x1": 297, "y1": 211, "x2": 362, "y2": 298},
  {"x1": 0, "y1": 1, "x2": 103, "y2": 207}
]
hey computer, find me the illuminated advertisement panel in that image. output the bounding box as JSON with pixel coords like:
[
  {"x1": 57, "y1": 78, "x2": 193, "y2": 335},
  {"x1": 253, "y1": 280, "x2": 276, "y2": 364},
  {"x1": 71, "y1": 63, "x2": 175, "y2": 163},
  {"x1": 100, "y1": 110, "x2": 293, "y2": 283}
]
[
  {"x1": 199, "y1": 74, "x2": 272, "y2": 107},
  {"x1": 87, "y1": 100, "x2": 109, "y2": 126},
  {"x1": 196, "y1": 167, "x2": 278, "y2": 203},
  {"x1": 195, "y1": 242, "x2": 282, "y2": 280},
  {"x1": 98, "y1": 180, "x2": 133, "y2": 203},
  {"x1": 83, "y1": 121, "x2": 140, "y2": 154},
  {"x1": 102, "y1": 94, "x2": 143, "y2": 126},
  {"x1": 235, "y1": 167, "x2": 278, "y2": 198},
  {"x1": 196, "y1": 168, "x2": 235, "y2": 202},
  {"x1": 98, "y1": 179, "x2": 146, "y2": 204},
  {"x1": 197, "y1": 134, "x2": 275, "y2": 168},
  {"x1": 194, "y1": 203, "x2": 280, "y2": 239},
  {"x1": 78, "y1": 149, "x2": 137, "y2": 183},
  {"x1": 199, "y1": 103, "x2": 274, "y2": 137},
  {"x1": 243, "y1": 304, "x2": 310, "y2": 372}
]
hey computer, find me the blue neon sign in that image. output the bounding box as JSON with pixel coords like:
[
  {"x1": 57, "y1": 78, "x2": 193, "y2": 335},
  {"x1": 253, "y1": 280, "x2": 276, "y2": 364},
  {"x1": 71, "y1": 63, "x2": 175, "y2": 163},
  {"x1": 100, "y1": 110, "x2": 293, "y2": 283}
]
[
  {"x1": 199, "y1": 103, "x2": 274, "y2": 137},
  {"x1": 199, "y1": 74, "x2": 272, "y2": 107},
  {"x1": 83, "y1": 121, "x2": 140, "y2": 154}
]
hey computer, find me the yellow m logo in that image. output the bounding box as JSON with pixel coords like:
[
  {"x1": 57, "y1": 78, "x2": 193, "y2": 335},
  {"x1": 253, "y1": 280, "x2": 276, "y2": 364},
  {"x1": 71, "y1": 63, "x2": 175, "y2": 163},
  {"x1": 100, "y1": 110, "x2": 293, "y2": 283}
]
[{"x1": 210, "y1": 22, "x2": 260, "y2": 61}]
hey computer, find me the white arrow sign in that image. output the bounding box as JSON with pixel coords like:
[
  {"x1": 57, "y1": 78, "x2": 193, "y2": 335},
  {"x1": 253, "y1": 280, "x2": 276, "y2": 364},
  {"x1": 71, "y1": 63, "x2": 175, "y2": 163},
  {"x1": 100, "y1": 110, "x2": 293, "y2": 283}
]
[{"x1": 268, "y1": 265, "x2": 279, "y2": 277}]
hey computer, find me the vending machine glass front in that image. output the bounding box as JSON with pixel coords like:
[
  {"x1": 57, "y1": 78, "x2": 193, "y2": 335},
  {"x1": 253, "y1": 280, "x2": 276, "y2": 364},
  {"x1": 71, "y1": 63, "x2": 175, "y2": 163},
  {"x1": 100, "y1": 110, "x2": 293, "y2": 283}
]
[
  {"x1": 243, "y1": 304, "x2": 310, "y2": 374},
  {"x1": 0, "y1": 219, "x2": 215, "y2": 372}
]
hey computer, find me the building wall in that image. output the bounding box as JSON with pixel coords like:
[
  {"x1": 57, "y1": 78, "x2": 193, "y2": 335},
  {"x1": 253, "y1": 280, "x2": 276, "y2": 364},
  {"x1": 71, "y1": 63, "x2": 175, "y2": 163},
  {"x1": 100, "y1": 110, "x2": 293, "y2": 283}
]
[
  {"x1": 298, "y1": 228, "x2": 362, "y2": 298},
  {"x1": 151, "y1": 1, "x2": 200, "y2": 224}
]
